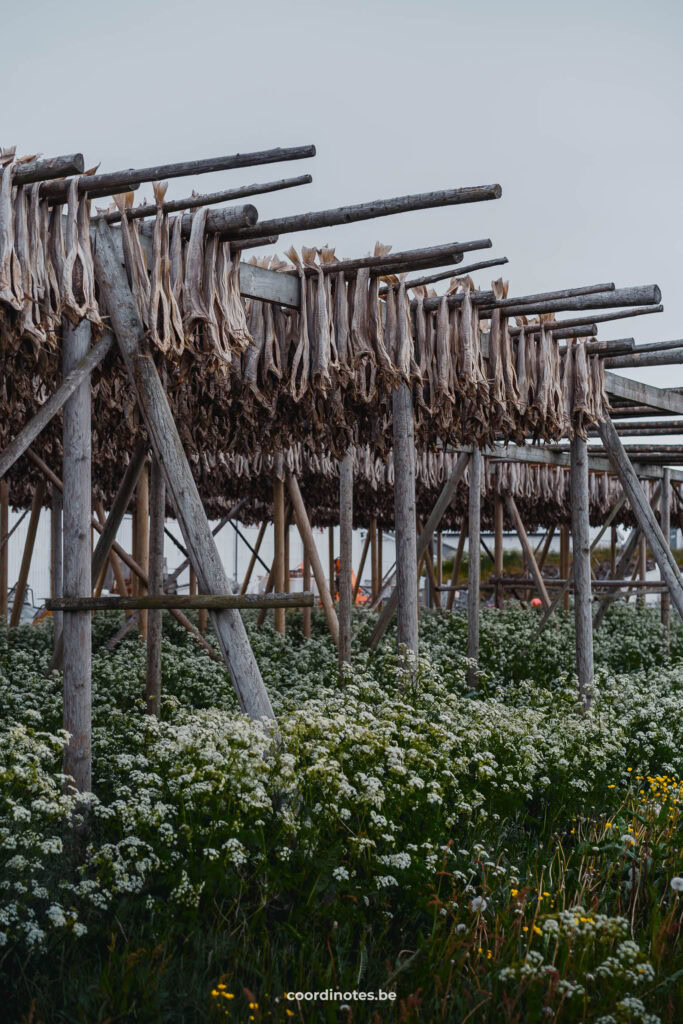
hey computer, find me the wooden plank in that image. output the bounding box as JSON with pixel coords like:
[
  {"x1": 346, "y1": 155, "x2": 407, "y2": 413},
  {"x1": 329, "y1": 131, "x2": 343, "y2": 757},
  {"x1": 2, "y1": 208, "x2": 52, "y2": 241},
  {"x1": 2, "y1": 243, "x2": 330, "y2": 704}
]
[
  {"x1": 146, "y1": 457, "x2": 165, "y2": 717},
  {"x1": 238, "y1": 261, "x2": 300, "y2": 308},
  {"x1": 570, "y1": 436, "x2": 594, "y2": 707},
  {"x1": 467, "y1": 449, "x2": 482, "y2": 687},
  {"x1": 339, "y1": 452, "x2": 354, "y2": 667},
  {"x1": 604, "y1": 373, "x2": 683, "y2": 416},
  {"x1": 505, "y1": 494, "x2": 551, "y2": 609},
  {"x1": 597, "y1": 418, "x2": 683, "y2": 621},
  {"x1": 93, "y1": 221, "x2": 275, "y2": 723},
  {"x1": 9, "y1": 480, "x2": 45, "y2": 627},
  {"x1": 0, "y1": 333, "x2": 114, "y2": 479},
  {"x1": 47, "y1": 593, "x2": 314, "y2": 611},
  {"x1": 286, "y1": 473, "x2": 339, "y2": 645},
  {"x1": 61, "y1": 319, "x2": 92, "y2": 794}
]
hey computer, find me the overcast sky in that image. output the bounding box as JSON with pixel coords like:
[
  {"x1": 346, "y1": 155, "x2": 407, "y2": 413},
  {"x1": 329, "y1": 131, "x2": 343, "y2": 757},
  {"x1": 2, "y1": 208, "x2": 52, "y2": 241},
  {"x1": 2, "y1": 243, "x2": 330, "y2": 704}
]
[{"x1": 4, "y1": 0, "x2": 682, "y2": 390}]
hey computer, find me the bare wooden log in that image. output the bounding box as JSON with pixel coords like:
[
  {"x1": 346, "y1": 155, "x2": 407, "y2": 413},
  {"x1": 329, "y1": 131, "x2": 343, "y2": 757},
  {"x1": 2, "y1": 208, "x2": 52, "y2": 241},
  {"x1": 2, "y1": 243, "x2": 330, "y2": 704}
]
[
  {"x1": 98, "y1": 174, "x2": 312, "y2": 224},
  {"x1": 48, "y1": 593, "x2": 314, "y2": 611},
  {"x1": 40, "y1": 145, "x2": 317, "y2": 203},
  {"x1": 467, "y1": 449, "x2": 482, "y2": 686},
  {"x1": 286, "y1": 472, "x2": 339, "y2": 645},
  {"x1": 339, "y1": 452, "x2": 354, "y2": 667},
  {"x1": 0, "y1": 481, "x2": 8, "y2": 623},
  {"x1": 329, "y1": 526, "x2": 335, "y2": 598},
  {"x1": 570, "y1": 435, "x2": 594, "y2": 707},
  {"x1": 50, "y1": 488, "x2": 63, "y2": 649},
  {"x1": 370, "y1": 519, "x2": 378, "y2": 601},
  {"x1": 494, "y1": 488, "x2": 504, "y2": 610},
  {"x1": 9, "y1": 480, "x2": 45, "y2": 627},
  {"x1": 484, "y1": 281, "x2": 615, "y2": 311},
  {"x1": 0, "y1": 333, "x2": 114, "y2": 479},
  {"x1": 609, "y1": 405, "x2": 682, "y2": 419},
  {"x1": 605, "y1": 374, "x2": 683, "y2": 417},
  {"x1": 226, "y1": 183, "x2": 502, "y2": 241},
  {"x1": 493, "y1": 285, "x2": 660, "y2": 319},
  {"x1": 61, "y1": 319, "x2": 92, "y2": 793},
  {"x1": 505, "y1": 495, "x2": 551, "y2": 610},
  {"x1": 302, "y1": 546, "x2": 311, "y2": 638},
  {"x1": 9, "y1": 153, "x2": 84, "y2": 186},
  {"x1": 605, "y1": 349, "x2": 683, "y2": 369},
  {"x1": 135, "y1": 462, "x2": 150, "y2": 640},
  {"x1": 447, "y1": 522, "x2": 468, "y2": 612},
  {"x1": 510, "y1": 305, "x2": 664, "y2": 337},
  {"x1": 661, "y1": 468, "x2": 671, "y2": 633},
  {"x1": 436, "y1": 530, "x2": 443, "y2": 609},
  {"x1": 240, "y1": 521, "x2": 267, "y2": 595},
  {"x1": 400, "y1": 256, "x2": 509, "y2": 291},
  {"x1": 166, "y1": 205, "x2": 259, "y2": 240},
  {"x1": 297, "y1": 240, "x2": 487, "y2": 278},
  {"x1": 353, "y1": 527, "x2": 372, "y2": 604},
  {"x1": 238, "y1": 234, "x2": 279, "y2": 251},
  {"x1": 590, "y1": 419, "x2": 683, "y2": 435},
  {"x1": 598, "y1": 419, "x2": 683, "y2": 620},
  {"x1": 146, "y1": 457, "x2": 165, "y2": 717},
  {"x1": 94, "y1": 221, "x2": 275, "y2": 722},
  {"x1": 273, "y1": 460, "x2": 286, "y2": 635},
  {"x1": 636, "y1": 535, "x2": 647, "y2": 609}
]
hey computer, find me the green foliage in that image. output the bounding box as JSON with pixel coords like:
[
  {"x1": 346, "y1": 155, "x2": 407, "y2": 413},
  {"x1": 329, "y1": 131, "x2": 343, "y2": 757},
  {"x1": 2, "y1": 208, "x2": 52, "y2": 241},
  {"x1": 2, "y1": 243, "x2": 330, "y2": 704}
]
[{"x1": 0, "y1": 605, "x2": 682, "y2": 1022}]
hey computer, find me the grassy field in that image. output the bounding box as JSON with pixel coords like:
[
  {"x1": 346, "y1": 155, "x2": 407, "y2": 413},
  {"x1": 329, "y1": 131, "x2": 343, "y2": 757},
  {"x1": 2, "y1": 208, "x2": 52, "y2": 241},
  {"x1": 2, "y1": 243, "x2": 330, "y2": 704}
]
[{"x1": 1, "y1": 604, "x2": 682, "y2": 1022}]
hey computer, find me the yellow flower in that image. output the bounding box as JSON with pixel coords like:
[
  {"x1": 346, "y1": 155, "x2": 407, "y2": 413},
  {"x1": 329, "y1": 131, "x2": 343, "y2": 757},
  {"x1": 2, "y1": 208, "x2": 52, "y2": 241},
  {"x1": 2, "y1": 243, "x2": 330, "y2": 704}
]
[
  {"x1": 627, "y1": 768, "x2": 633, "y2": 772},
  {"x1": 286, "y1": 1012, "x2": 295, "y2": 1019},
  {"x1": 211, "y1": 989, "x2": 219, "y2": 997},
  {"x1": 217, "y1": 984, "x2": 227, "y2": 991},
  {"x1": 487, "y1": 950, "x2": 493, "y2": 959},
  {"x1": 607, "y1": 784, "x2": 616, "y2": 789},
  {"x1": 605, "y1": 822, "x2": 613, "y2": 829},
  {"x1": 511, "y1": 888, "x2": 519, "y2": 897},
  {"x1": 542, "y1": 892, "x2": 550, "y2": 897},
  {"x1": 533, "y1": 926, "x2": 542, "y2": 935},
  {"x1": 522, "y1": 926, "x2": 529, "y2": 932}
]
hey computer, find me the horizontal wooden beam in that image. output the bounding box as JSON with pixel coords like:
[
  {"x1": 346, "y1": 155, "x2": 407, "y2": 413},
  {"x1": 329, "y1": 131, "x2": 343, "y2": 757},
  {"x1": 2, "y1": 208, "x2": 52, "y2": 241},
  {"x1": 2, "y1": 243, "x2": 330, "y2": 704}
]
[
  {"x1": 605, "y1": 348, "x2": 683, "y2": 369},
  {"x1": 10, "y1": 153, "x2": 84, "y2": 185},
  {"x1": 46, "y1": 592, "x2": 315, "y2": 612},
  {"x1": 604, "y1": 373, "x2": 683, "y2": 416}
]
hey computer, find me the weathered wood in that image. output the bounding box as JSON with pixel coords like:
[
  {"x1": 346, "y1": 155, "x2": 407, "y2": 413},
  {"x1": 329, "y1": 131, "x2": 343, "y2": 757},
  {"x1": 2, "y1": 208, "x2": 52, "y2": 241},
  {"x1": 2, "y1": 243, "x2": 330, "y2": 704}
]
[
  {"x1": 273, "y1": 461, "x2": 286, "y2": 635},
  {"x1": 146, "y1": 458, "x2": 165, "y2": 717},
  {"x1": 483, "y1": 441, "x2": 683, "y2": 481},
  {"x1": 135, "y1": 462, "x2": 150, "y2": 640},
  {"x1": 9, "y1": 153, "x2": 84, "y2": 186},
  {"x1": 48, "y1": 593, "x2": 314, "y2": 611},
  {"x1": 505, "y1": 494, "x2": 551, "y2": 610},
  {"x1": 636, "y1": 535, "x2": 648, "y2": 609},
  {"x1": 160, "y1": 205, "x2": 259, "y2": 240},
  {"x1": 226, "y1": 183, "x2": 502, "y2": 241},
  {"x1": 99, "y1": 174, "x2": 313, "y2": 224},
  {"x1": 308, "y1": 239, "x2": 488, "y2": 278},
  {"x1": 391, "y1": 381, "x2": 418, "y2": 655},
  {"x1": 9, "y1": 479, "x2": 45, "y2": 627},
  {"x1": 51, "y1": 488, "x2": 63, "y2": 647},
  {"x1": 484, "y1": 281, "x2": 615, "y2": 311},
  {"x1": 605, "y1": 375, "x2": 683, "y2": 416},
  {"x1": 467, "y1": 449, "x2": 482, "y2": 686},
  {"x1": 329, "y1": 526, "x2": 335, "y2": 598},
  {"x1": 286, "y1": 472, "x2": 339, "y2": 645},
  {"x1": 239, "y1": 262, "x2": 300, "y2": 308},
  {"x1": 353, "y1": 527, "x2": 372, "y2": 604},
  {"x1": 0, "y1": 333, "x2": 114, "y2": 479},
  {"x1": 598, "y1": 418, "x2": 683, "y2": 621},
  {"x1": 509, "y1": 305, "x2": 664, "y2": 337},
  {"x1": 302, "y1": 545, "x2": 311, "y2": 638},
  {"x1": 339, "y1": 452, "x2": 354, "y2": 667},
  {"x1": 61, "y1": 319, "x2": 92, "y2": 793},
  {"x1": 93, "y1": 221, "x2": 275, "y2": 722},
  {"x1": 41, "y1": 145, "x2": 317, "y2": 203},
  {"x1": 494, "y1": 489, "x2": 504, "y2": 610},
  {"x1": 436, "y1": 530, "x2": 443, "y2": 609},
  {"x1": 569, "y1": 436, "x2": 594, "y2": 707},
  {"x1": 589, "y1": 419, "x2": 683, "y2": 436},
  {"x1": 0, "y1": 481, "x2": 8, "y2": 622},
  {"x1": 661, "y1": 468, "x2": 671, "y2": 632},
  {"x1": 400, "y1": 256, "x2": 509, "y2": 291},
  {"x1": 492, "y1": 284, "x2": 661, "y2": 319},
  {"x1": 370, "y1": 519, "x2": 378, "y2": 601},
  {"x1": 605, "y1": 348, "x2": 683, "y2": 369},
  {"x1": 240, "y1": 521, "x2": 267, "y2": 595},
  {"x1": 447, "y1": 522, "x2": 468, "y2": 612}
]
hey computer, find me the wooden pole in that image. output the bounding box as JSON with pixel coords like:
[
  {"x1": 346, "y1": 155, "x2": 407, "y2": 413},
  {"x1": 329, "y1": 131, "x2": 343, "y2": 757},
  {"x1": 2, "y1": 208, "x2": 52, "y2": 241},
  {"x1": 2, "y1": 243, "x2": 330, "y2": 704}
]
[
  {"x1": 51, "y1": 488, "x2": 63, "y2": 648},
  {"x1": 467, "y1": 449, "x2": 482, "y2": 687},
  {"x1": 392, "y1": 381, "x2": 419, "y2": 654},
  {"x1": 560, "y1": 525, "x2": 570, "y2": 612},
  {"x1": 597, "y1": 418, "x2": 683, "y2": 621},
  {"x1": 240, "y1": 521, "x2": 267, "y2": 595},
  {"x1": 352, "y1": 527, "x2": 372, "y2": 603},
  {"x1": 49, "y1": 593, "x2": 314, "y2": 612},
  {"x1": 94, "y1": 221, "x2": 275, "y2": 723},
  {"x1": 146, "y1": 457, "x2": 165, "y2": 717},
  {"x1": 637, "y1": 535, "x2": 647, "y2": 609},
  {"x1": 494, "y1": 489, "x2": 504, "y2": 609},
  {"x1": 369, "y1": 519, "x2": 378, "y2": 601},
  {"x1": 339, "y1": 452, "x2": 354, "y2": 667},
  {"x1": 9, "y1": 480, "x2": 45, "y2": 627},
  {"x1": 135, "y1": 463, "x2": 150, "y2": 640},
  {"x1": 0, "y1": 480, "x2": 8, "y2": 623},
  {"x1": 436, "y1": 530, "x2": 443, "y2": 610},
  {"x1": 189, "y1": 566, "x2": 197, "y2": 597},
  {"x1": 377, "y1": 528, "x2": 383, "y2": 604},
  {"x1": 61, "y1": 319, "x2": 92, "y2": 793},
  {"x1": 537, "y1": 526, "x2": 556, "y2": 572},
  {"x1": 447, "y1": 522, "x2": 468, "y2": 612},
  {"x1": 273, "y1": 463, "x2": 286, "y2": 635},
  {"x1": 505, "y1": 495, "x2": 551, "y2": 610},
  {"x1": 94, "y1": 499, "x2": 128, "y2": 605},
  {"x1": 661, "y1": 468, "x2": 671, "y2": 633},
  {"x1": 328, "y1": 526, "x2": 335, "y2": 601},
  {"x1": 286, "y1": 472, "x2": 339, "y2": 646},
  {"x1": 570, "y1": 435, "x2": 594, "y2": 709},
  {"x1": 303, "y1": 546, "x2": 311, "y2": 638},
  {"x1": 610, "y1": 525, "x2": 617, "y2": 576}
]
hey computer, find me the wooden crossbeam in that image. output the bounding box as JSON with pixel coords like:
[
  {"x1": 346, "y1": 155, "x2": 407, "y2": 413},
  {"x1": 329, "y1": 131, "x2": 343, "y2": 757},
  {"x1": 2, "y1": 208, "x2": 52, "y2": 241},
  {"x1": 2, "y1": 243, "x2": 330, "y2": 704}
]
[
  {"x1": 47, "y1": 593, "x2": 314, "y2": 612},
  {"x1": 604, "y1": 373, "x2": 683, "y2": 416}
]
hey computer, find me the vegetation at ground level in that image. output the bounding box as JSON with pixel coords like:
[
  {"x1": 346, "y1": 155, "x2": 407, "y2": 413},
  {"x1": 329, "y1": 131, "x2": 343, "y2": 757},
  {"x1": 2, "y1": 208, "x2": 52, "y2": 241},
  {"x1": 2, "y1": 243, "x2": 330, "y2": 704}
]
[{"x1": 1, "y1": 604, "x2": 683, "y2": 1022}]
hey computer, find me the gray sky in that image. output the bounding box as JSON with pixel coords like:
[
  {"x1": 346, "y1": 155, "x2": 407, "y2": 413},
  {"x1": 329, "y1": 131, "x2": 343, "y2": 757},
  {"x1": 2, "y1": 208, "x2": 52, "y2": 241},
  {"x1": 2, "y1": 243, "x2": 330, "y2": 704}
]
[{"x1": 4, "y1": 0, "x2": 682, "y2": 389}]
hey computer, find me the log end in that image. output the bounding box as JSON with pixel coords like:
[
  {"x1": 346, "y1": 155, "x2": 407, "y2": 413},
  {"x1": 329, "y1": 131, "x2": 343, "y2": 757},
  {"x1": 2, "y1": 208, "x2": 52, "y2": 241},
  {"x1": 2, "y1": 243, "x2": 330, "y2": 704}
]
[{"x1": 244, "y1": 204, "x2": 259, "y2": 227}]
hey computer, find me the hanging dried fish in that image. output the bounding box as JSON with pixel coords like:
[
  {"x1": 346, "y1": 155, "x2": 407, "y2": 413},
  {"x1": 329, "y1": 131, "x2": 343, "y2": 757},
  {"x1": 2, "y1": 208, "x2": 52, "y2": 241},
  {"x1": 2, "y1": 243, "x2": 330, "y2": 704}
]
[{"x1": 0, "y1": 150, "x2": 22, "y2": 312}]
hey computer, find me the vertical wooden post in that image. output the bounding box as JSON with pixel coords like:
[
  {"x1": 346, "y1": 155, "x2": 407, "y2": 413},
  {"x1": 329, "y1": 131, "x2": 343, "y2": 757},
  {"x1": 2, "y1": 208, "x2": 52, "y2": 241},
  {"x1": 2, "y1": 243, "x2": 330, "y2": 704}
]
[
  {"x1": 352, "y1": 527, "x2": 371, "y2": 603},
  {"x1": 135, "y1": 462, "x2": 149, "y2": 640},
  {"x1": 436, "y1": 530, "x2": 443, "y2": 609},
  {"x1": 51, "y1": 488, "x2": 63, "y2": 648},
  {"x1": 392, "y1": 381, "x2": 419, "y2": 655},
  {"x1": 467, "y1": 448, "x2": 482, "y2": 687},
  {"x1": 446, "y1": 521, "x2": 467, "y2": 612},
  {"x1": 570, "y1": 435, "x2": 593, "y2": 709},
  {"x1": 661, "y1": 468, "x2": 671, "y2": 633},
  {"x1": 0, "y1": 480, "x2": 8, "y2": 623},
  {"x1": 637, "y1": 535, "x2": 647, "y2": 609},
  {"x1": 302, "y1": 546, "x2": 311, "y2": 638},
  {"x1": 284, "y1": 514, "x2": 290, "y2": 594},
  {"x1": 370, "y1": 518, "x2": 378, "y2": 601},
  {"x1": 273, "y1": 460, "x2": 286, "y2": 635},
  {"x1": 377, "y1": 527, "x2": 383, "y2": 602},
  {"x1": 494, "y1": 488, "x2": 504, "y2": 609},
  {"x1": 189, "y1": 566, "x2": 197, "y2": 596},
  {"x1": 146, "y1": 457, "x2": 165, "y2": 717},
  {"x1": 339, "y1": 451, "x2": 353, "y2": 667},
  {"x1": 610, "y1": 525, "x2": 617, "y2": 577},
  {"x1": 62, "y1": 319, "x2": 92, "y2": 793},
  {"x1": 328, "y1": 526, "x2": 335, "y2": 600},
  {"x1": 10, "y1": 480, "x2": 45, "y2": 627},
  {"x1": 560, "y1": 525, "x2": 570, "y2": 612}
]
